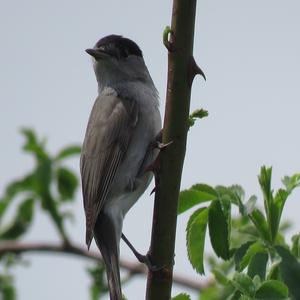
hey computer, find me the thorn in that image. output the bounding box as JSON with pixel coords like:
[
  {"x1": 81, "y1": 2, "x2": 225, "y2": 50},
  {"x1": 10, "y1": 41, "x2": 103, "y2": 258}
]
[{"x1": 189, "y1": 56, "x2": 206, "y2": 86}]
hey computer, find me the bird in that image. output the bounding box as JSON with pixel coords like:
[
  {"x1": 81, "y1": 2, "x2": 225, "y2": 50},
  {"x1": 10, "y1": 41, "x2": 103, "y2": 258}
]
[{"x1": 80, "y1": 35, "x2": 162, "y2": 300}]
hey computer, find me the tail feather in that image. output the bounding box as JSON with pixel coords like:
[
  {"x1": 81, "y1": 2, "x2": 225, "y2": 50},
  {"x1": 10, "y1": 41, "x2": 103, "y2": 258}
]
[{"x1": 94, "y1": 213, "x2": 122, "y2": 300}]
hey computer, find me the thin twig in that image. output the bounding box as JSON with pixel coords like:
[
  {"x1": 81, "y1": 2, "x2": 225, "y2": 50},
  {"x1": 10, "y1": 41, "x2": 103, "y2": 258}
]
[{"x1": 0, "y1": 241, "x2": 213, "y2": 291}]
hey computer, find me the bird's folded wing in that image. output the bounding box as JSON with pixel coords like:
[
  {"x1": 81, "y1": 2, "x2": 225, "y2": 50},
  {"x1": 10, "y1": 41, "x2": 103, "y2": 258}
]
[{"x1": 80, "y1": 92, "x2": 138, "y2": 247}]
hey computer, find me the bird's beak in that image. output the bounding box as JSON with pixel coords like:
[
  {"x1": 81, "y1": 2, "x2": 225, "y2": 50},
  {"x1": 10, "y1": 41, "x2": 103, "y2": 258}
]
[{"x1": 85, "y1": 48, "x2": 108, "y2": 60}]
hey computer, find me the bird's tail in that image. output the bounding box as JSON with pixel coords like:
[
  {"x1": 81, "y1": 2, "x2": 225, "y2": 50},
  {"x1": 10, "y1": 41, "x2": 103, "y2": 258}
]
[{"x1": 94, "y1": 213, "x2": 122, "y2": 300}]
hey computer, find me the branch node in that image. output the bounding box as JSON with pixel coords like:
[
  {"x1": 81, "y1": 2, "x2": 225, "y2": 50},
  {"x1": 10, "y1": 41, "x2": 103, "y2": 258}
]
[
  {"x1": 163, "y1": 26, "x2": 175, "y2": 52},
  {"x1": 189, "y1": 56, "x2": 206, "y2": 86}
]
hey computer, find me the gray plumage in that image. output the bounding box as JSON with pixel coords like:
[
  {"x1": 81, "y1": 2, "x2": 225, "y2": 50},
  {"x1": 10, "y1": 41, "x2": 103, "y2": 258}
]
[{"x1": 81, "y1": 35, "x2": 161, "y2": 300}]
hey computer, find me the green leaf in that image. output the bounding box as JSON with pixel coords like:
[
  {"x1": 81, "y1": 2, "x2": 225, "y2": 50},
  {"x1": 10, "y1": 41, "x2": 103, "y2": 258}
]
[
  {"x1": 258, "y1": 166, "x2": 273, "y2": 210},
  {"x1": 276, "y1": 245, "x2": 300, "y2": 299},
  {"x1": 270, "y1": 189, "x2": 289, "y2": 241},
  {"x1": 56, "y1": 167, "x2": 78, "y2": 201},
  {"x1": 186, "y1": 207, "x2": 208, "y2": 274},
  {"x1": 255, "y1": 280, "x2": 288, "y2": 299},
  {"x1": 21, "y1": 128, "x2": 48, "y2": 160},
  {"x1": 55, "y1": 145, "x2": 81, "y2": 160},
  {"x1": 188, "y1": 108, "x2": 208, "y2": 128},
  {"x1": 239, "y1": 242, "x2": 266, "y2": 272},
  {"x1": 247, "y1": 252, "x2": 268, "y2": 279},
  {"x1": 172, "y1": 293, "x2": 191, "y2": 300},
  {"x1": 215, "y1": 185, "x2": 246, "y2": 216},
  {"x1": 208, "y1": 200, "x2": 230, "y2": 260},
  {"x1": 282, "y1": 173, "x2": 300, "y2": 193},
  {"x1": 267, "y1": 262, "x2": 281, "y2": 280},
  {"x1": 178, "y1": 184, "x2": 217, "y2": 214},
  {"x1": 234, "y1": 241, "x2": 255, "y2": 271},
  {"x1": 252, "y1": 275, "x2": 261, "y2": 289},
  {"x1": 0, "y1": 198, "x2": 34, "y2": 240},
  {"x1": 249, "y1": 209, "x2": 271, "y2": 243},
  {"x1": 243, "y1": 195, "x2": 257, "y2": 215},
  {"x1": 258, "y1": 166, "x2": 276, "y2": 238},
  {"x1": 212, "y1": 268, "x2": 229, "y2": 285},
  {"x1": 0, "y1": 174, "x2": 37, "y2": 218},
  {"x1": 198, "y1": 286, "x2": 226, "y2": 300},
  {"x1": 87, "y1": 264, "x2": 108, "y2": 300},
  {"x1": 291, "y1": 234, "x2": 300, "y2": 258},
  {"x1": 231, "y1": 272, "x2": 256, "y2": 297}
]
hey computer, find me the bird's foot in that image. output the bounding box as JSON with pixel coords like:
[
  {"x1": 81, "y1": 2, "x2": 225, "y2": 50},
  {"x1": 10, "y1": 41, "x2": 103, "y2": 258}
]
[
  {"x1": 121, "y1": 233, "x2": 161, "y2": 271},
  {"x1": 144, "y1": 131, "x2": 173, "y2": 175},
  {"x1": 134, "y1": 252, "x2": 162, "y2": 272}
]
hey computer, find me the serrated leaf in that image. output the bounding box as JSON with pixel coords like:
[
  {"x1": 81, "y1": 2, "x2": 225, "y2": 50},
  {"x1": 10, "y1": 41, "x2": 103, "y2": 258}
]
[
  {"x1": 56, "y1": 167, "x2": 78, "y2": 201},
  {"x1": 239, "y1": 242, "x2": 266, "y2": 271},
  {"x1": 0, "y1": 198, "x2": 34, "y2": 240},
  {"x1": 178, "y1": 184, "x2": 217, "y2": 214},
  {"x1": 247, "y1": 252, "x2": 268, "y2": 279},
  {"x1": 276, "y1": 245, "x2": 300, "y2": 299},
  {"x1": 255, "y1": 280, "x2": 288, "y2": 299},
  {"x1": 186, "y1": 207, "x2": 208, "y2": 274},
  {"x1": 231, "y1": 272, "x2": 256, "y2": 297},
  {"x1": 208, "y1": 200, "x2": 230, "y2": 260},
  {"x1": 172, "y1": 293, "x2": 191, "y2": 300},
  {"x1": 55, "y1": 145, "x2": 81, "y2": 160},
  {"x1": 249, "y1": 209, "x2": 271, "y2": 243}
]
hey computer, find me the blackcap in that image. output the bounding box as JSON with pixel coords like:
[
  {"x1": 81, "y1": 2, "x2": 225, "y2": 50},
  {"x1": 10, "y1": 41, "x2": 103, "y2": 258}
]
[{"x1": 81, "y1": 35, "x2": 161, "y2": 300}]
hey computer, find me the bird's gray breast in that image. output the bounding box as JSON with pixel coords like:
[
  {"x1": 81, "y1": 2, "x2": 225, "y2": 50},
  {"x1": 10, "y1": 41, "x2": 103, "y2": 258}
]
[{"x1": 107, "y1": 83, "x2": 161, "y2": 211}]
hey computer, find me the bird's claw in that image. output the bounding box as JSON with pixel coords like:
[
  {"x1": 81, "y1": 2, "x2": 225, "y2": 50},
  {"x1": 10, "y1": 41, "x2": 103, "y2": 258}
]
[
  {"x1": 155, "y1": 140, "x2": 173, "y2": 150},
  {"x1": 136, "y1": 253, "x2": 163, "y2": 272}
]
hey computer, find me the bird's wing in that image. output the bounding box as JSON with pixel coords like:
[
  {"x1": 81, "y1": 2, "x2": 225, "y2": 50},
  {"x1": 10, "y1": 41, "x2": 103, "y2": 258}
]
[{"x1": 80, "y1": 91, "x2": 138, "y2": 248}]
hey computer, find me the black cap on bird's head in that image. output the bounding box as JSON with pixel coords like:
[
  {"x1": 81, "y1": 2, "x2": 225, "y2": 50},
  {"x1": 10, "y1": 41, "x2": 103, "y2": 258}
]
[{"x1": 86, "y1": 35, "x2": 143, "y2": 60}]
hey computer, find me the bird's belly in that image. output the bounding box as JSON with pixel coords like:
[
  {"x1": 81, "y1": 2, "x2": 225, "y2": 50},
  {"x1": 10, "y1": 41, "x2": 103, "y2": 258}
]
[{"x1": 104, "y1": 170, "x2": 153, "y2": 219}]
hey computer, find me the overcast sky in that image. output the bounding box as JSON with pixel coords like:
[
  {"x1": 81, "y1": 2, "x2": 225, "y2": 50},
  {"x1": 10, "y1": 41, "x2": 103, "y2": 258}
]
[{"x1": 1, "y1": 1, "x2": 300, "y2": 299}]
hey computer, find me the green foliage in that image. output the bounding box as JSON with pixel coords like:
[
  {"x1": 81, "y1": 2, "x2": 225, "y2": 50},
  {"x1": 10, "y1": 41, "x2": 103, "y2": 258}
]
[
  {"x1": 86, "y1": 264, "x2": 108, "y2": 300},
  {"x1": 208, "y1": 199, "x2": 230, "y2": 260},
  {"x1": 0, "y1": 198, "x2": 34, "y2": 240},
  {"x1": 0, "y1": 274, "x2": 16, "y2": 300},
  {"x1": 178, "y1": 184, "x2": 217, "y2": 214},
  {"x1": 0, "y1": 129, "x2": 82, "y2": 299},
  {"x1": 172, "y1": 293, "x2": 191, "y2": 300},
  {"x1": 255, "y1": 280, "x2": 288, "y2": 299},
  {"x1": 276, "y1": 246, "x2": 300, "y2": 299},
  {"x1": 188, "y1": 108, "x2": 208, "y2": 128},
  {"x1": 56, "y1": 167, "x2": 78, "y2": 201},
  {"x1": 0, "y1": 129, "x2": 80, "y2": 242},
  {"x1": 180, "y1": 166, "x2": 300, "y2": 300},
  {"x1": 2, "y1": 129, "x2": 300, "y2": 300},
  {"x1": 186, "y1": 207, "x2": 208, "y2": 274}
]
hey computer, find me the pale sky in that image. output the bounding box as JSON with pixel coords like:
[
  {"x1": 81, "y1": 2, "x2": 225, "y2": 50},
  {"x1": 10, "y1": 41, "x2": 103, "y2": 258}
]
[{"x1": 1, "y1": 1, "x2": 300, "y2": 299}]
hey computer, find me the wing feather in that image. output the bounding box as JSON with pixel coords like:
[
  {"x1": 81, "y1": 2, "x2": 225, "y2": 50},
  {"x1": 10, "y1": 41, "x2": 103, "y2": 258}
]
[{"x1": 80, "y1": 91, "x2": 138, "y2": 247}]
